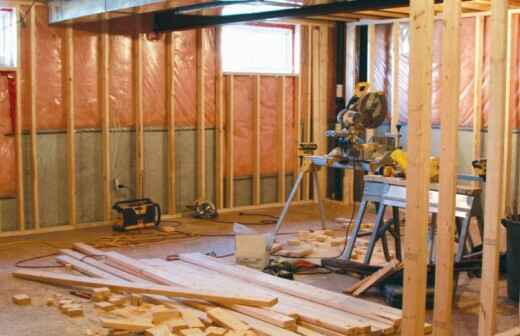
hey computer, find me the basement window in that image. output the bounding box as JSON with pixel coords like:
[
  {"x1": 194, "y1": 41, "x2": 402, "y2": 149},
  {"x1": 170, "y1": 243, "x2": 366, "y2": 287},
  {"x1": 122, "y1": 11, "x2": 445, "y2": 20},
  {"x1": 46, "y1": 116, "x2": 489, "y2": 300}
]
[
  {"x1": 221, "y1": 4, "x2": 300, "y2": 74},
  {"x1": 0, "y1": 8, "x2": 17, "y2": 68}
]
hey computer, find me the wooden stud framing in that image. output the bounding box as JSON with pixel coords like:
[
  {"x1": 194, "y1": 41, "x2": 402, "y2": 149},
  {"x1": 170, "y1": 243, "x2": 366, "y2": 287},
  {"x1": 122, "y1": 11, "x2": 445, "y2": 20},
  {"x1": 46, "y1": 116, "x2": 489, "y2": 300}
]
[
  {"x1": 278, "y1": 76, "x2": 287, "y2": 203},
  {"x1": 432, "y1": 0, "x2": 461, "y2": 334},
  {"x1": 15, "y1": 5, "x2": 25, "y2": 231},
  {"x1": 402, "y1": 0, "x2": 434, "y2": 334},
  {"x1": 29, "y1": 7, "x2": 40, "y2": 229},
  {"x1": 473, "y1": 15, "x2": 484, "y2": 160},
  {"x1": 215, "y1": 29, "x2": 225, "y2": 209},
  {"x1": 134, "y1": 16, "x2": 144, "y2": 198},
  {"x1": 478, "y1": 0, "x2": 508, "y2": 335},
  {"x1": 502, "y1": 13, "x2": 517, "y2": 216},
  {"x1": 166, "y1": 32, "x2": 176, "y2": 214},
  {"x1": 65, "y1": 27, "x2": 76, "y2": 227},
  {"x1": 99, "y1": 16, "x2": 111, "y2": 221},
  {"x1": 317, "y1": 26, "x2": 328, "y2": 200},
  {"x1": 196, "y1": 29, "x2": 206, "y2": 200},
  {"x1": 302, "y1": 26, "x2": 312, "y2": 201},
  {"x1": 390, "y1": 22, "x2": 401, "y2": 134},
  {"x1": 479, "y1": 0, "x2": 508, "y2": 336},
  {"x1": 294, "y1": 75, "x2": 302, "y2": 202},
  {"x1": 226, "y1": 75, "x2": 235, "y2": 208},
  {"x1": 366, "y1": 24, "x2": 376, "y2": 140},
  {"x1": 253, "y1": 75, "x2": 261, "y2": 205}
]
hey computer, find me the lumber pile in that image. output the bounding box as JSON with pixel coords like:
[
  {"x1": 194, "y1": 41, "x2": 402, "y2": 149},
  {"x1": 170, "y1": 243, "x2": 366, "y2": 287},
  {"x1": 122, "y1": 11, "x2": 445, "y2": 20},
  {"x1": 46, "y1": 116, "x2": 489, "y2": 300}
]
[{"x1": 12, "y1": 243, "x2": 431, "y2": 335}]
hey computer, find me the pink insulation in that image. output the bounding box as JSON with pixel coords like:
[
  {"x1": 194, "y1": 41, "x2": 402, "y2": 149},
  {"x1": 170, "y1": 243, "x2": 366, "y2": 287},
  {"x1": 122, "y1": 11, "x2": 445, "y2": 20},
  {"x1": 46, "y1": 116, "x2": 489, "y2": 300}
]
[
  {"x1": 173, "y1": 30, "x2": 197, "y2": 127},
  {"x1": 143, "y1": 31, "x2": 167, "y2": 126},
  {"x1": 0, "y1": 73, "x2": 16, "y2": 197},
  {"x1": 233, "y1": 76, "x2": 255, "y2": 177}
]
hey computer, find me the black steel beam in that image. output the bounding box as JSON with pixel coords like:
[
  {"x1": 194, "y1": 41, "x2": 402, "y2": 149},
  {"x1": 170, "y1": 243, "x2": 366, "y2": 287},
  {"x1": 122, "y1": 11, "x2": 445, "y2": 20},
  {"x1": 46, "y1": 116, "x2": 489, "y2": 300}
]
[
  {"x1": 154, "y1": 0, "x2": 413, "y2": 31},
  {"x1": 172, "y1": 0, "x2": 260, "y2": 14}
]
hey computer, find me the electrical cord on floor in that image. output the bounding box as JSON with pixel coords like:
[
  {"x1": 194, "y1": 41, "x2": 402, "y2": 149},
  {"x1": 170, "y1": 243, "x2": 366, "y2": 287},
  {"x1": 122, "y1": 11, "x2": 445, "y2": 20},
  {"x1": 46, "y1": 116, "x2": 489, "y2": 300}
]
[
  {"x1": 207, "y1": 212, "x2": 278, "y2": 225},
  {"x1": 14, "y1": 253, "x2": 64, "y2": 269}
]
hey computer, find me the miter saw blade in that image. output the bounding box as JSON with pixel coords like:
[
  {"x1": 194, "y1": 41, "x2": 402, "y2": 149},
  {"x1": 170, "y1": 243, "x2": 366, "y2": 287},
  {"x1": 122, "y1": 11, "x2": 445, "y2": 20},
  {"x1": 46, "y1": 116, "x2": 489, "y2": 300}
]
[{"x1": 358, "y1": 92, "x2": 388, "y2": 129}]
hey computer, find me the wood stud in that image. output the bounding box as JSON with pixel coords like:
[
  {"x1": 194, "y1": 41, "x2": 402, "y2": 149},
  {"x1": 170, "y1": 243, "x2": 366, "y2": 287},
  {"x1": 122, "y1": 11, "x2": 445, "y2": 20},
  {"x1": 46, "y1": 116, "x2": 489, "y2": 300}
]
[
  {"x1": 215, "y1": 28, "x2": 225, "y2": 209},
  {"x1": 15, "y1": 5, "x2": 25, "y2": 231},
  {"x1": 134, "y1": 16, "x2": 144, "y2": 198},
  {"x1": 30, "y1": 7, "x2": 40, "y2": 229},
  {"x1": 65, "y1": 26, "x2": 76, "y2": 227},
  {"x1": 196, "y1": 29, "x2": 206, "y2": 200},
  {"x1": 278, "y1": 76, "x2": 287, "y2": 203},
  {"x1": 100, "y1": 16, "x2": 111, "y2": 221},
  {"x1": 226, "y1": 75, "x2": 235, "y2": 208},
  {"x1": 166, "y1": 32, "x2": 176, "y2": 214},
  {"x1": 390, "y1": 22, "x2": 401, "y2": 134},
  {"x1": 473, "y1": 15, "x2": 484, "y2": 160},
  {"x1": 253, "y1": 75, "x2": 261, "y2": 205}
]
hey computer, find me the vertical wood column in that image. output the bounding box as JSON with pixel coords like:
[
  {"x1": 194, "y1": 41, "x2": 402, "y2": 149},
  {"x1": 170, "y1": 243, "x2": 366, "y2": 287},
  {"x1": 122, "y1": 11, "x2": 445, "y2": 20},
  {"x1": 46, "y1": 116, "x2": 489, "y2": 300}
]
[
  {"x1": 473, "y1": 16, "x2": 484, "y2": 160},
  {"x1": 318, "y1": 26, "x2": 329, "y2": 200},
  {"x1": 391, "y1": 22, "x2": 401, "y2": 134},
  {"x1": 65, "y1": 27, "x2": 76, "y2": 226},
  {"x1": 302, "y1": 26, "x2": 312, "y2": 201},
  {"x1": 478, "y1": 2, "x2": 508, "y2": 334},
  {"x1": 99, "y1": 17, "x2": 111, "y2": 221},
  {"x1": 196, "y1": 29, "x2": 206, "y2": 200},
  {"x1": 278, "y1": 76, "x2": 287, "y2": 202},
  {"x1": 402, "y1": 0, "x2": 434, "y2": 334},
  {"x1": 253, "y1": 75, "x2": 261, "y2": 205},
  {"x1": 226, "y1": 75, "x2": 235, "y2": 208},
  {"x1": 215, "y1": 29, "x2": 225, "y2": 209},
  {"x1": 366, "y1": 24, "x2": 377, "y2": 140},
  {"x1": 15, "y1": 5, "x2": 25, "y2": 230},
  {"x1": 134, "y1": 16, "x2": 144, "y2": 198},
  {"x1": 29, "y1": 8, "x2": 40, "y2": 229},
  {"x1": 166, "y1": 32, "x2": 176, "y2": 214},
  {"x1": 294, "y1": 75, "x2": 302, "y2": 202},
  {"x1": 432, "y1": 0, "x2": 461, "y2": 334}
]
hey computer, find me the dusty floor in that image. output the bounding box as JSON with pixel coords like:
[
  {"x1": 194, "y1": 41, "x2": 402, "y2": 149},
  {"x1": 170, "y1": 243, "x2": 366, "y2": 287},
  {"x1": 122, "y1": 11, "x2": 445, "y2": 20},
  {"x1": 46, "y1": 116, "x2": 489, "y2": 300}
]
[{"x1": 0, "y1": 203, "x2": 517, "y2": 335}]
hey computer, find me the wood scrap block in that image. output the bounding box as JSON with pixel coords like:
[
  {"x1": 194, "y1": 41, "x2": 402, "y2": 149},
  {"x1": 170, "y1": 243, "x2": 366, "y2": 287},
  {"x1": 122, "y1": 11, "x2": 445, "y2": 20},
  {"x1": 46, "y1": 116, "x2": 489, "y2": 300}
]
[
  {"x1": 207, "y1": 308, "x2": 249, "y2": 332},
  {"x1": 12, "y1": 294, "x2": 31, "y2": 305},
  {"x1": 46, "y1": 298, "x2": 55, "y2": 306},
  {"x1": 64, "y1": 305, "x2": 84, "y2": 317},
  {"x1": 101, "y1": 318, "x2": 154, "y2": 332},
  {"x1": 351, "y1": 259, "x2": 402, "y2": 297},
  {"x1": 270, "y1": 243, "x2": 283, "y2": 254},
  {"x1": 314, "y1": 235, "x2": 327, "y2": 242},
  {"x1": 95, "y1": 301, "x2": 115, "y2": 312},
  {"x1": 181, "y1": 309, "x2": 205, "y2": 328},
  {"x1": 330, "y1": 237, "x2": 346, "y2": 247},
  {"x1": 317, "y1": 229, "x2": 334, "y2": 237},
  {"x1": 91, "y1": 287, "x2": 111, "y2": 302},
  {"x1": 145, "y1": 324, "x2": 172, "y2": 336},
  {"x1": 164, "y1": 318, "x2": 189, "y2": 332},
  {"x1": 287, "y1": 239, "x2": 301, "y2": 246},
  {"x1": 130, "y1": 293, "x2": 143, "y2": 306},
  {"x1": 205, "y1": 326, "x2": 227, "y2": 336},
  {"x1": 180, "y1": 328, "x2": 205, "y2": 336},
  {"x1": 109, "y1": 294, "x2": 128, "y2": 307},
  {"x1": 297, "y1": 231, "x2": 311, "y2": 240},
  {"x1": 276, "y1": 247, "x2": 313, "y2": 258},
  {"x1": 153, "y1": 309, "x2": 182, "y2": 324}
]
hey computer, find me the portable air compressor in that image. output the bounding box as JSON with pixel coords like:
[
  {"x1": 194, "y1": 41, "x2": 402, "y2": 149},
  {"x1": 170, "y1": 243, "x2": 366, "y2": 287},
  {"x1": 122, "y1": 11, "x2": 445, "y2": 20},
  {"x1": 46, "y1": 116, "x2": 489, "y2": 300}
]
[{"x1": 112, "y1": 198, "x2": 161, "y2": 232}]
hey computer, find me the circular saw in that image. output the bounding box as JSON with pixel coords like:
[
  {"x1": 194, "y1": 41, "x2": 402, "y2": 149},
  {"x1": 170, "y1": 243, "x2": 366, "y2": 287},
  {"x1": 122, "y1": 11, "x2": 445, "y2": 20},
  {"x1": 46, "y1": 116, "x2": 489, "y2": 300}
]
[{"x1": 357, "y1": 91, "x2": 388, "y2": 129}]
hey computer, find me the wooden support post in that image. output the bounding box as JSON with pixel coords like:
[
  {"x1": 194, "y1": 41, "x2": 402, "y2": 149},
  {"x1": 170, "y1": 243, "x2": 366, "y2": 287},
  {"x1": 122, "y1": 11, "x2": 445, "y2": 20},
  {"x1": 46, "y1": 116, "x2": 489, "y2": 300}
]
[
  {"x1": 366, "y1": 24, "x2": 376, "y2": 140},
  {"x1": 390, "y1": 22, "x2": 401, "y2": 134},
  {"x1": 317, "y1": 26, "x2": 328, "y2": 200},
  {"x1": 166, "y1": 32, "x2": 176, "y2": 214},
  {"x1": 253, "y1": 75, "x2": 261, "y2": 205},
  {"x1": 134, "y1": 16, "x2": 144, "y2": 198},
  {"x1": 402, "y1": 0, "x2": 434, "y2": 334},
  {"x1": 432, "y1": 0, "x2": 461, "y2": 335},
  {"x1": 215, "y1": 29, "x2": 225, "y2": 209},
  {"x1": 15, "y1": 5, "x2": 25, "y2": 231},
  {"x1": 99, "y1": 17, "x2": 111, "y2": 221},
  {"x1": 478, "y1": 1, "x2": 508, "y2": 335},
  {"x1": 302, "y1": 26, "x2": 312, "y2": 201},
  {"x1": 65, "y1": 27, "x2": 76, "y2": 227},
  {"x1": 473, "y1": 16, "x2": 484, "y2": 160},
  {"x1": 502, "y1": 13, "x2": 517, "y2": 216},
  {"x1": 226, "y1": 75, "x2": 235, "y2": 208},
  {"x1": 294, "y1": 75, "x2": 302, "y2": 202},
  {"x1": 29, "y1": 8, "x2": 40, "y2": 229},
  {"x1": 196, "y1": 29, "x2": 206, "y2": 200},
  {"x1": 278, "y1": 76, "x2": 287, "y2": 203}
]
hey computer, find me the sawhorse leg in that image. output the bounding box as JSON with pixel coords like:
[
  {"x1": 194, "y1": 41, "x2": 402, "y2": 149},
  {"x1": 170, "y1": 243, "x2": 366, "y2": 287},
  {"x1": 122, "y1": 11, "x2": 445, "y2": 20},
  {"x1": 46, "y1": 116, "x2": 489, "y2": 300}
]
[
  {"x1": 339, "y1": 199, "x2": 369, "y2": 260},
  {"x1": 364, "y1": 203, "x2": 387, "y2": 264},
  {"x1": 312, "y1": 168, "x2": 326, "y2": 230}
]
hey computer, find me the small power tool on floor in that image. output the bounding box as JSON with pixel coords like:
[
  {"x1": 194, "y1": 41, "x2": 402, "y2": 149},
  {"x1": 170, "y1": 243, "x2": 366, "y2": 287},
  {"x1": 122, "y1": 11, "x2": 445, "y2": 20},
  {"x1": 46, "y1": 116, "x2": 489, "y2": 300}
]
[{"x1": 112, "y1": 198, "x2": 161, "y2": 232}]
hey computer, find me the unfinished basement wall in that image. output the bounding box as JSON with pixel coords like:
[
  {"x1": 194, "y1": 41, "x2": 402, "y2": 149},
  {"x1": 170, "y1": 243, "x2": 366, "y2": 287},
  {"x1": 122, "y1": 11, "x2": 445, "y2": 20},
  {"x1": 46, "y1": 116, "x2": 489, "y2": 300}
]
[{"x1": 0, "y1": 4, "x2": 336, "y2": 234}]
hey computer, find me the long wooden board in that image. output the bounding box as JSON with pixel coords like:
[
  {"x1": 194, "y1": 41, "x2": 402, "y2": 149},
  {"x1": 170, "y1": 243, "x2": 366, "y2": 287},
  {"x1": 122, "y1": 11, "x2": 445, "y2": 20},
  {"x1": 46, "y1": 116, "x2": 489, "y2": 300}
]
[{"x1": 12, "y1": 269, "x2": 277, "y2": 308}]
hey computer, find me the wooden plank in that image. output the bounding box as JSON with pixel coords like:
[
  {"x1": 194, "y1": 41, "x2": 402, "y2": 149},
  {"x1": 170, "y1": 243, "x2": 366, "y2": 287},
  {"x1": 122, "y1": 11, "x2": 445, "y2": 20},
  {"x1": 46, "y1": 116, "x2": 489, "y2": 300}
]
[
  {"x1": 0, "y1": 220, "x2": 113, "y2": 238},
  {"x1": 166, "y1": 32, "x2": 176, "y2": 214},
  {"x1": 473, "y1": 15, "x2": 484, "y2": 160},
  {"x1": 55, "y1": 255, "x2": 121, "y2": 281},
  {"x1": 366, "y1": 24, "x2": 376, "y2": 140},
  {"x1": 390, "y1": 22, "x2": 401, "y2": 134},
  {"x1": 278, "y1": 76, "x2": 287, "y2": 202},
  {"x1": 253, "y1": 75, "x2": 261, "y2": 205},
  {"x1": 215, "y1": 28, "x2": 224, "y2": 209},
  {"x1": 295, "y1": 75, "x2": 302, "y2": 202},
  {"x1": 345, "y1": 24, "x2": 356, "y2": 101},
  {"x1": 196, "y1": 29, "x2": 206, "y2": 200},
  {"x1": 432, "y1": 1, "x2": 461, "y2": 335},
  {"x1": 29, "y1": 7, "x2": 39, "y2": 229},
  {"x1": 478, "y1": 0, "x2": 508, "y2": 335},
  {"x1": 179, "y1": 253, "x2": 402, "y2": 326},
  {"x1": 13, "y1": 269, "x2": 278, "y2": 308},
  {"x1": 302, "y1": 26, "x2": 312, "y2": 201},
  {"x1": 402, "y1": 0, "x2": 434, "y2": 333},
  {"x1": 318, "y1": 27, "x2": 329, "y2": 200},
  {"x1": 352, "y1": 260, "x2": 402, "y2": 297},
  {"x1": 65, "y1": 27, "x2": 76, "y2": 227},
  {"x1": 502, "y1": 13, "x2": 518, "y2": 216},
  {"x1": 15, "y1": 5, "x2": 25, "y2": 231},
  {"x1": 99, "y1": 16, "x2": 111, "y2": 220},
  {"x1": 134, "y1": 16, "x2": 144, "y2": 198},
  {"x1": 226, "y1": 75, "x2": 235, "y2": 208}
]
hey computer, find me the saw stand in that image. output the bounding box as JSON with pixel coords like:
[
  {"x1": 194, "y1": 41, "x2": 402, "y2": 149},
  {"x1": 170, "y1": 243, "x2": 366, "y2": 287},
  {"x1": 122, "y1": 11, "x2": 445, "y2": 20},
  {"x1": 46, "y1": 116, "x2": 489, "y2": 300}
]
[{"x1": 268, "y1": 155, "x2": 353, "y2": 248}]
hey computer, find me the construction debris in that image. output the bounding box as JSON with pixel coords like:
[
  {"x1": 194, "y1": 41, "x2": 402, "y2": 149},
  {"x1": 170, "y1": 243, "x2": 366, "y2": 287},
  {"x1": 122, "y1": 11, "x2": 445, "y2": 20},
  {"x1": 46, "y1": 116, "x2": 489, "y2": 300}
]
[{"x1": 12, "y1": 294, "x2": 31, "y2": 305}]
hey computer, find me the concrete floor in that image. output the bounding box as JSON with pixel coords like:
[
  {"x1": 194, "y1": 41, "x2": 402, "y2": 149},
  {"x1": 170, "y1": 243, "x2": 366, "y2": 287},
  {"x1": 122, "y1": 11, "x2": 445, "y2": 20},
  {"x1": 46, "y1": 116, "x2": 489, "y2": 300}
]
[{"x1": 0, "y1": 203, "x2": 517, "y2": 335}]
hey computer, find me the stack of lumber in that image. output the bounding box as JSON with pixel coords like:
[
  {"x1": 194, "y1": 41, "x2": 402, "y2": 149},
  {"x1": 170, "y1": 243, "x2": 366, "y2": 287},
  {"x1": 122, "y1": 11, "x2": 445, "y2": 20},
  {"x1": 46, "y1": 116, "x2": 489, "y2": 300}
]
[{"x1": 13, "y1": 243, "x2": 430, "y2": 336}]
